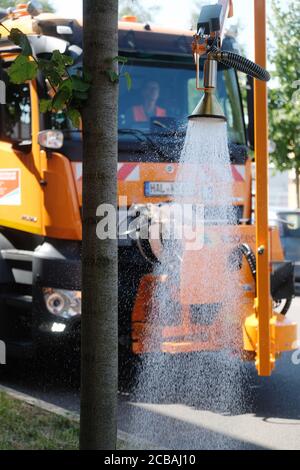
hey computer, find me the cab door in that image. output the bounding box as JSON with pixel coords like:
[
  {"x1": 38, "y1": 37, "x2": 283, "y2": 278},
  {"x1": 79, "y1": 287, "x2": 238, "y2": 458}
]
[{"x1": 0, "y1": 71, "x2": 43, "y2": 236}]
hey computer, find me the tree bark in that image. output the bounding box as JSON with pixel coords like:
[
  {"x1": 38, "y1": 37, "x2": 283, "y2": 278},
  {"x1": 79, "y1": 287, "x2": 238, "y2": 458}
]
[
  {"x1": 80, "y1": 0, "x2": 118, "y2": 450},
  {"x1": 296, "y1": 168, "x2": 300, "y2": 209}
]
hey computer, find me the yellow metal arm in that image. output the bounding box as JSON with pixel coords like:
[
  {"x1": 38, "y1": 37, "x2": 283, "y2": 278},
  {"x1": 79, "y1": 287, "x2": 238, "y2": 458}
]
[{"x1": 254, "y1": 0, "x2": 273, "y2": 376}]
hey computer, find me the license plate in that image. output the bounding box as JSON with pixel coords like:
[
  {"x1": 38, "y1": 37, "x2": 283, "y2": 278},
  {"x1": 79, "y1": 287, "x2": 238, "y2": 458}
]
[{"x1": 144, "y1": 181, "x2": 194, "y2": 197}]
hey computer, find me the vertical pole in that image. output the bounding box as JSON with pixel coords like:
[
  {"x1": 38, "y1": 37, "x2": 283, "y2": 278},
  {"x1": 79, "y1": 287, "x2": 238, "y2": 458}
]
[
  {"x1": 80, "y1": 0, "x2": 118, "y2": 449},
  {"x1": 254, "y1": 0, "x2": 273, "y2": 376}
]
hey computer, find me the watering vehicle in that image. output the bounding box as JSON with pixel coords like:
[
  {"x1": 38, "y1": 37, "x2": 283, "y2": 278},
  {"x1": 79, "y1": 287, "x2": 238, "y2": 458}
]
[{"x1": 0, "y1": 2, "x2": 297, "y2": 376}]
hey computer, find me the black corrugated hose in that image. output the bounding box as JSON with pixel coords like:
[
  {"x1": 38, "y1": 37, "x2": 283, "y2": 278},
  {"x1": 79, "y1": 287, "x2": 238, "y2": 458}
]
[
  {"x1": 239, "y1": 243, "x2": 257, "y2": 282},
  {"x1": 209, "y1": 45, "x2": 271, "y2": 82},
  {"x1": 238, "y1": 243, "x2": 293, "y2": 316}
]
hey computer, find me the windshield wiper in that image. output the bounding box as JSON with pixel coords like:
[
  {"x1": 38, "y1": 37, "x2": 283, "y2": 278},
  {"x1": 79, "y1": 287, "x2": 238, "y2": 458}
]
[
  {"x1": 152, "y1": 120, "x2": 186, "y2": 137},
  {"x1": 118, "y1": 128, "x2": 169, "y2": 160}
]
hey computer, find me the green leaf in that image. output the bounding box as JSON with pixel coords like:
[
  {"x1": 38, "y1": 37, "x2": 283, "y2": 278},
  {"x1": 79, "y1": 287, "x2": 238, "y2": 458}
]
[
  {"x1": 67, "y1": 108, "x2": 81, "y2": 128},
  {"x1": 106, "y1": 69, "x2": 119, "y2": 83},
  {"x1": 51, "y1": 50, "x2": 73, "y2": 75},
  {"x1": 51, "y1": 50, "x2": 72, "y2": 65},
  {"x1": 73, "y1": 90, "x2": 89, "y2": 101},
  {"x1": 52, "y1": 88, "x2": 72, "y2": 111},
  {"x1": 9, "y1": 28, "x2": 32, "y2": 56},
  {"x1": 124, "y1": 71, "x2": 132, "y2": 91},
  {"x1": 51, "y1": 50, "x2": 63, "y2": 64},
  {"x1": 112, "y1": 55, "x2": 128, "y2": 64},
  {"x1": 37, "y1": 58, "x2": 53, "y2": 74},
  {"x1": 47, "y1": 70, "x2": 62, "y2": 87},
  {"x1": 37, "y1": 59, "x2": 62, "y2": 86},
  {"x1": 7, "y1": 55, "x2": 38, "y2": 84},
  {"x1": 71, "y1": 76, "x2": 90, "y2": 92},
  {"x1": 60, "y1": 77, "x2": 73, "y2": 92},
  {"x1": 40, "y1": 99, "x2": 53, "y2": 113},
  {"x1": 61, "y1": 54, "x2": 74, "y2": 66}
]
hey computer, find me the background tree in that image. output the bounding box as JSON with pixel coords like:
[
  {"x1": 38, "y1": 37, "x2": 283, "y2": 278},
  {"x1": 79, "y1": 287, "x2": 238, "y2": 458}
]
[
  {"x1": 80, "y1": 0, "x2": 119, "y2": 450},
  {"x1": 269, "y1": 0, "x2": 300, "y2": 206},
  {"x1": 0, "y1": 0, "x2": 55, "y2": 12},
  {"x1": 119, "y1": 0, "x2": 159, "y2": 22}
]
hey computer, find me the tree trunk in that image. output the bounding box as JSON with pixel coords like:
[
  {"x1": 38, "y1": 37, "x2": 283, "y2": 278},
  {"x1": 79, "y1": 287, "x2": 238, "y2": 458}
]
[
  {"x1": 80, "y1": 0, "x2": 119, "y2": 450},
  {"x1": 296, "y1": 168, "x2": 300, "y2": 209}
]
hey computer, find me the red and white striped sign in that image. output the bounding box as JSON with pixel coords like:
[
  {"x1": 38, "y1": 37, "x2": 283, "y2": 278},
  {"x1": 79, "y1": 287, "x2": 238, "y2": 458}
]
[
  {"x1": 117, "y1": 163, "x2": 140, "y2": 181},
  {"x1": 74, "y1": 162, "x2": 242, "y2": 184},
  {"x1": 73, "y1": 162, "x2": 140, "y2": 183},
  {"x1": 231, "y1": 165, "x2": 245, "y2": 182}
]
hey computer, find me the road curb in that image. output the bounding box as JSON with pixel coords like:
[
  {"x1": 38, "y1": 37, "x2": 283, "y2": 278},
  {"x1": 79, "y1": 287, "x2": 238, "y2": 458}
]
[
  {"x1": 0, "y1": 384, "x2": 162, "y2": 450},
  {"x1": 0, "y1": 384, "x2": 79, "y2": 420}
]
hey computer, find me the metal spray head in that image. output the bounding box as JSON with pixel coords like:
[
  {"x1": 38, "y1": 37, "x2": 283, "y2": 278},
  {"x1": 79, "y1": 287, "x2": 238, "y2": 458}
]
[{"x1": 189, "y1": 55, "x2": 227, "y2": 122}]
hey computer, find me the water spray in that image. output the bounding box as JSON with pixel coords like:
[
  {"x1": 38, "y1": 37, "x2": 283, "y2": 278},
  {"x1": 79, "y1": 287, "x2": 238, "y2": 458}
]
[{"x1": 130, "y1": 0, "x2": 298, "y2": 383}]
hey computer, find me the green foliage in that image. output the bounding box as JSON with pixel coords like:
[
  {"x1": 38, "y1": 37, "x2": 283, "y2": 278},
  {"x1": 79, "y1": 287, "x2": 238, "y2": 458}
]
[
  {"x1": 66, "y1": 108, "x2": 81, "y2": 128},
  {"x1": 1, "y1": 13, "x2": 132, "y2": 127},
  {"x1": 269, "y1": 0, "x2": 300, "y2": 173},
  {"x1": 71, "y1": 75, "x2": 90, "y2": 92},
  {"x1": 3, "y1": 21, "x2": 91, "y2": 127},
  {"x1": 5, "y1": 44, "x2": 91, "y2": 126},
  {"x1": 52, "y1": 49, "x2": 74, "y2": 71},
  {"x1": 7, "y1": 54, "x2": 38, "y2": 83},
  {"x1": 40, "y1": 98, "x2": 52, "y2": 113},
  {"x1": 106, "y1": 55, "x2": 132, "y2": 90},
  {"x1": 106, "y1": 69, "x2": 119, "y2": 83},
  {"x1": 118, "y1": 0, "x2": 159, "y2": 22},
  {"x1": 124, "y1": 71, "x2": 132, "y2": 91},
  {"x1": 8, "y1": 28, "x2": 32, "y2": 55}
]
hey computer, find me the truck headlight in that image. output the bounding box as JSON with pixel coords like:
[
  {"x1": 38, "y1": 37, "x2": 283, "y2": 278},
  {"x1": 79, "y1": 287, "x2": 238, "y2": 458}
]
[{"x1": 43, "y1": 288, "x2": 81, "y2": 319}]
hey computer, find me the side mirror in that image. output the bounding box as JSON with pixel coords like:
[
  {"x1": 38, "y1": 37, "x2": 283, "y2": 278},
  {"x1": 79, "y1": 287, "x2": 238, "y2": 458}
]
[
  {"x1": 38, "y1": 130, "x2": 64, "y2": 150},
  {"x1": 57, "y1": 25, "x2": 73, "y2": 35}
]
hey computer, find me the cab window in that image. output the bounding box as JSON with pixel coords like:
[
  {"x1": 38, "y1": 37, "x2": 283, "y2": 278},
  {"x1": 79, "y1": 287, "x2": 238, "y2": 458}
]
[
  {"x1": 119, "y1": 61, "x2": 246, "y2": 145},
  {"x1": 0, "y1": 79, "x2": 31, "y2": 142}
]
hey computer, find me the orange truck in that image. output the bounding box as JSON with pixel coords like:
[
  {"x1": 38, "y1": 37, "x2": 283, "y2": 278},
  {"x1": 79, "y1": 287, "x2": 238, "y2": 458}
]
[{"x1": 0, "y1": 4, "x2": 295, "y2": 370}]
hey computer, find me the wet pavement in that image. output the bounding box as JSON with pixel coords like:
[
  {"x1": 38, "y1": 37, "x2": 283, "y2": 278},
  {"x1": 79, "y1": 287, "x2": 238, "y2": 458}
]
[{"x1": 0, "y1": 298, "x2": 299, "y2": 450}]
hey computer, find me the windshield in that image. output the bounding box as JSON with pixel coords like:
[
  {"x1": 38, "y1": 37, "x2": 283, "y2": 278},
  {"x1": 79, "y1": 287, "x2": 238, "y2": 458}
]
[
  {"x1": 49, "y1": 60, "x2": 246, "y2": 146},
  {"x1": 118, "y1": 61, "x2": 246, "y2": 145}
]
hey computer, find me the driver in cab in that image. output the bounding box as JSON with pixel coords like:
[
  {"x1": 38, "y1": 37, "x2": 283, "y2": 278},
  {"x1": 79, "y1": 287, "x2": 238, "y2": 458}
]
[{"x1": 129, "y1": 80, "x2": 167, "y2": 123}]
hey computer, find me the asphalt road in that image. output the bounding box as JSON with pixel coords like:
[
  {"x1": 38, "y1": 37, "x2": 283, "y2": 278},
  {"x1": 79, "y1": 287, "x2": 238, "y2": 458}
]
[{"x1": 0, "y1": 298, "x2": 299, "y2": 450}]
